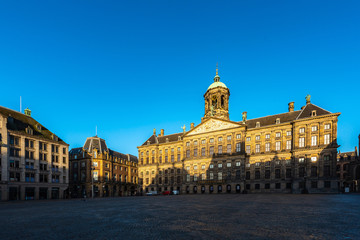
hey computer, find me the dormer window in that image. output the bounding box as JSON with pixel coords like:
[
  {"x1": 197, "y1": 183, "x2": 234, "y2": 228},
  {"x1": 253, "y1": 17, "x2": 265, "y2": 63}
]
[
  {"x1": 178, "y1": 136, "x2": 181, "y2": 141},
  {"x1": 166, "y1": 138, "x2": 169, "y2": 143},
  {"x1": 276, "y1": 118, "x2": 280, "y2": 124},
  {"x1": 256, "y1": 122, "x2": 260, "y2": 128},
  {"x1": 147, "y1": 140, "x2": 150, "y2": 145},
  {"x1": 52, "y1": 134, "x2": 58, "y2": 141},
  {"x1": 36, "y1": 124, "x2": 41, "y2": 131},
  {"x1": 26, "y1": 127, "x2": 33, "y2": 135},
  {"x1": 312, "y1": 110, "x2": 317, "y2": 116}
]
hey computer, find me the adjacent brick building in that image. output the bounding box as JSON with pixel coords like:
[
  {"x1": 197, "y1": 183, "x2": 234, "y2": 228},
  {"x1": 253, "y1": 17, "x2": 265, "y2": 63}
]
[
  {"x1": 69, "y1": 136, "x2": 138, "y2": 198},
  {"x1": 0, "y1": 106, "x2": 69, "y2": 200}
]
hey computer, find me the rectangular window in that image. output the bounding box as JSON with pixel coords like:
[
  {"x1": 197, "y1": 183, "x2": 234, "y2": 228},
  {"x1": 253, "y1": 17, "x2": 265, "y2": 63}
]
[
  {"x1": 255, "y1": 144, "x2": 260, "y2": 153},
  {"x1": 227, "y1": 162, "x2": 231, "y2": 167},
  {"x1": 312, "y1": 126, "x2": 318, "y2": 132},
  {"x1": 227, "y1": 135, "x2": 231, "y2": 141},
  {"x1": 210, "y1": 138, "x2": 214, "y2": 143},
  {"x1": 218, "y1": 163, "x2": 222, "y2": 168},
  {"x1": 194, "y1": 148, "x2": 198, "y2": 157},
  {"x1": 324, "y1": 124, "x2": 331, "y2": 130},
  {"x1": 286, "y1": 169, "x2": 292, "y2": 178},
  {"x1": 201, "y1": 165, "x2": 205, "y2": 170},
  {"x1": 194, "y1": 141, "x2": 198, "y2": 146},
  {"x1": 209, "y1": 172, "x2": 214, "y2": 180},
  {"x1": 194, "y1": 165, "x2": 198, "y2": 170},
  {"x1": 218, "y1": 137, "x2": 223, "y2": 142},
  {"x1": 171, "y1": 155, "x2": 174, "y2": 162},
  {"x1": 227, "y1": 144, "x2": 231, "y2": 154},
  {"x1": 299, "y1": 137, "x2": 305, "y2": 147},
  {"x1": 286, "y1": 131, "x2": 291, "y2": 136},
  {"x1": 218, "y1": 172, "x2": 222, "y2": 180},
  {"x1": 265, "y1": 143, "x2": 270, "y2": 152},
  {"x1": 299, "y1": 157, "x2": 305, "y2": 163},
  {"x1": 236, "y1": 134, "x2": 241, "y2": 139},
  {"x1": 236, "y1": 161, "x2": 240, "y2": 167},
  {"x1": 255, "y1": 135, "x2": 260, "y2": 141},
  {"x1": 311, "y1": 156, "x2": 317, "y2": 162},
  {"x1": 265, "y1": 170, "x2": 270, "y2": 179},
  {"x1": 177, "y1": 154, "x2": 180, "y2": 161},
  {"x1": 265, "y1": 134, "x2": 270, "y2": 139},
  {"x1": 236, "y1": 143, "x2": 241, "y2": 152},
  {"x1": 324, "y1": 165, "x2": 330, "y2": 177},
  {"x1": 186, "y1": 142, "x2": 190, "y2": 147},
  {"x1": 311, "y1": 136, "x2": 317, "y2": 146},
  {"x1": 275, "y1": 169, "x2": 281, "y2": 178},
  {"x1": 276, "y1": 132, "x2": 281, "y2": 138},
  {"x1": 186, "y1": 174, "x2": 190, "y2": 182},
  {"x1": 246, "y1": 137, "x2": 251, "y2": 142},
  {"x1": 218, "y1": 145, "x2": 222, "y2": 154},
  {"x1": 299, "y1": 127, "x2": 305, "y2": 134},
  {"x1": 286, "y1": 140, "x2": 291, "y2": 150},
  {"x1": 201, "y1": 147, "x2": 205, "y2": 156},
  {"x1": 186, "y1": 150, "x2": 190, "y2": 158},
  {"x1": 246, "y1": 145, "x2": 250, "y2": 154},
  {"x1": 194, "y1": 174, "x2": 198, "y2": 182},
  {"x1": 209, "y1": 164, "x2": 214, "y2": 169},
  {"x1": 201, "y1": 139, "x2": 206, "y2": 144},
  {"x1": 275, "y1": 141, "x2": 281, "y2": 151},
  {"x1": 324, "y1": 134, "x2": 330, "y2": 144},
  {"x1": 209, "y1": 146, "x2": 214, "y2": 156}
]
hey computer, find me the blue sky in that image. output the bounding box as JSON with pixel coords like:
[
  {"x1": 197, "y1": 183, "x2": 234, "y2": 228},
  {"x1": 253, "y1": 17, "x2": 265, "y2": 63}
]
[{"x1": 0, "y1": 1, "x2": 359, "y2": 155}]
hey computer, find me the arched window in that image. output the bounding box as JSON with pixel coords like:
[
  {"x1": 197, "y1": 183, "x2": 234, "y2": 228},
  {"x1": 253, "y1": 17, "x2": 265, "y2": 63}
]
[
  {"x1": 221, "y1": 95, "x2": 225, "y2": 107},
  {"x1": 212, "y1": 96, "x2": 217, "y2": 108}
]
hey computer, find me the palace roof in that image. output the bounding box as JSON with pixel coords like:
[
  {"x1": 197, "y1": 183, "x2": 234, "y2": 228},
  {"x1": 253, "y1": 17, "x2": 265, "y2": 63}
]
[{"x1": 140, "y1": 103, "x2": 335, "y2": 146}]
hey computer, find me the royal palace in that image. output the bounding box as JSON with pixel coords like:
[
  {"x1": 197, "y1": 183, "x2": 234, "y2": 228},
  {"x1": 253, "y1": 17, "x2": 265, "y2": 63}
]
[{"x1": 138, "y1": 69, "x2": 340, "y2": 194}]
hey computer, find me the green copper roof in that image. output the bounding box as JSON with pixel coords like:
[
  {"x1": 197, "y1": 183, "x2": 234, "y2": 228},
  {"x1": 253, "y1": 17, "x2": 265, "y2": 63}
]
[{"x1": 207, "y1": 81, "x2": 228, "y2": 90}]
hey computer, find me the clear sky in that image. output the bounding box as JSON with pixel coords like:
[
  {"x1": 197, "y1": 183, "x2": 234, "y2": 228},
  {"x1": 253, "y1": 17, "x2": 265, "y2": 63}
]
[{"x1": 0, "y1": 1, "x2": 359, "y2": 155}]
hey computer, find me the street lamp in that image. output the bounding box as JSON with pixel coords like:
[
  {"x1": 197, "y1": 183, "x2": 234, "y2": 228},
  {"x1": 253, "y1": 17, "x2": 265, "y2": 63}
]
[{"x1": 89, "y1": 150, "x2": 96, "y2": 199}]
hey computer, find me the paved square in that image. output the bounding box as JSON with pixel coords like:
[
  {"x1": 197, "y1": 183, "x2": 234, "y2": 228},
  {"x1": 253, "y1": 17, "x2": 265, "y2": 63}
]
[{"x1": 1, "y1": 194, "x2": 359, "y2": 240}]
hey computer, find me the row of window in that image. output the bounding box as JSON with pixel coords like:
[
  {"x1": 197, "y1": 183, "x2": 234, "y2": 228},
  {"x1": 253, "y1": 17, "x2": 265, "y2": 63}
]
[
  {"x1": 141, "y1": 134, "x2": 331, "y2": 163},
  {"x1": 143, "y1": 166, "x2": 331, "y2": 185}
]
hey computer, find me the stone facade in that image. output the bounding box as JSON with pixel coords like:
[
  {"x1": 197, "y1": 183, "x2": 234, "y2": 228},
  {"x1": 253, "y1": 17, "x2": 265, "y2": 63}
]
[
  {"x1": 337, "y1": 137, "x2": 360, "y2": 192},
  {"x1": 0, "y1": 106, "x2": 69, "y2": 201},
  {"x1": 138, "y1": 70, "x2": 340, "y2": 194},
  {"x1": 69, "y1": 136, "x2": 138, "y2": 198}
]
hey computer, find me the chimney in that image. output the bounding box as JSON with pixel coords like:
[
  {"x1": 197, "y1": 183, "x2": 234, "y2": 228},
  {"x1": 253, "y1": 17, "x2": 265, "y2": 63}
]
[
  {"x1": 190, "y1": 123, "x2": 195, "y2": 130},
  {"x1": 160, "y1": 129, "x2": 164, "y2": 137},
  {"x1": 288, "y1": 102, "x2": 294, "y2": 112}
]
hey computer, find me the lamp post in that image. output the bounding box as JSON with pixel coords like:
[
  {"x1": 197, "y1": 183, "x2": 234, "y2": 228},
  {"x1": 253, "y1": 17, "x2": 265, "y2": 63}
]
[{"x1": 90, "y1": 151, "x2": 95, "y2": 199}]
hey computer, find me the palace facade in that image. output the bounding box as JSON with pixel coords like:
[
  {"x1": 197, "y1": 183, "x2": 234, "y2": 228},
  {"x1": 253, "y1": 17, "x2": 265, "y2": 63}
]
[
  {"x1": 0, "y1": 106, "x2": 69, "y2": 200},
  {"x1": 138, "y1": 70, "x2": 340, "y2": 194},
  {"x1": 69, "y1": 136, "x2": 138, "y2": 197}
]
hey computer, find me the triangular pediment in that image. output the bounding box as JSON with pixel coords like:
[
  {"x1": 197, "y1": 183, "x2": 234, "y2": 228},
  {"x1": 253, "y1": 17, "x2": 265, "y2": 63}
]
[{"x1": 186, "y1": 118, "x2": 242, "y2": 136}]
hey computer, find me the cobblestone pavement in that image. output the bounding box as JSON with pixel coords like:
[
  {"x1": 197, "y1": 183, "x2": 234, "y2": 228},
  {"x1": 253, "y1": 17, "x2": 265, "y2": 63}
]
[{"x1": 1, "y1": 194, "x2": 359, "y2": 240}]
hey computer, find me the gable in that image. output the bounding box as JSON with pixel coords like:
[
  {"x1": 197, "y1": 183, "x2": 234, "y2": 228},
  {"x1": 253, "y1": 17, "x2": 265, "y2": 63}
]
[{"x1": 186, "y1": 118, "x2": 242, "y2": 136}]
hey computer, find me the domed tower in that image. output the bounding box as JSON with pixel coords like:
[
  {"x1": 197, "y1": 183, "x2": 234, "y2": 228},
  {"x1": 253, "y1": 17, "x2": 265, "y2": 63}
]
[{"x1": 202, "y1": 66, "x2": 230, "y2": 121}]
